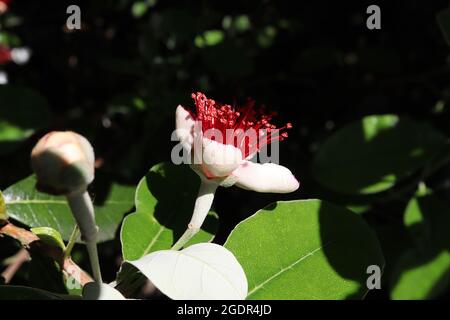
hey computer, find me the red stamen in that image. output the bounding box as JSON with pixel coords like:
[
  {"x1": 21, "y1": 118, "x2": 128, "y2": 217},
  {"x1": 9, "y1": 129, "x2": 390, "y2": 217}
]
[{"x1": 189, "y1": 92, "x2": 292, "y2": 158}]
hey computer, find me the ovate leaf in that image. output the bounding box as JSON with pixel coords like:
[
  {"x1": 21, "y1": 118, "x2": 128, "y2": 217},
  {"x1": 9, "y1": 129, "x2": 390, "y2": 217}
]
[
  {"x1": 120, "y1": 162, "x2": 218, "y2": 261},
  {"x1": 31, "y1": 227, "x2": 65, "y2": 251},
  {"x1": 120, "y1": 243, "x2": 247, "y2": 300},
  {"x1": 312, "y1": 115, "x2": 448, "y2": 194},
  {"x1": 3, "y1": 175, "x2": 134, "y2": 242},
  {"x1": 224, "y1": 200, "x2": 385, "y2": 300}
]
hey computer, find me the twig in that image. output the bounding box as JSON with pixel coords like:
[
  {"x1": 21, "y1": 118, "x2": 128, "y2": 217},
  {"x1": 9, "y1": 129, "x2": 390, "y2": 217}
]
[
  {"x1": 1, "y1": 248, "x2": 29, "y2": 284},
  {"x1": 0, "y1": 222, "x2": 93, "y2": 286},
  {"x1": 64, "y1": 225, "x2": 80, "y2": 260}
]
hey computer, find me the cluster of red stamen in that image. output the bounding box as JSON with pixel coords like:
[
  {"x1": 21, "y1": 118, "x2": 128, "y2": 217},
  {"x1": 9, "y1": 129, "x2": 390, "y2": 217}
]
[{"x1": 190, "y1": 92, "x2": 292, "y2": 158}]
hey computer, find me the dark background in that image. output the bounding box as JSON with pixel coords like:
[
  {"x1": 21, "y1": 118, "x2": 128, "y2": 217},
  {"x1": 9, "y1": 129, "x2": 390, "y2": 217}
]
[{"x1": 1, "y1": 0, "x2": 450, "y2": 299}]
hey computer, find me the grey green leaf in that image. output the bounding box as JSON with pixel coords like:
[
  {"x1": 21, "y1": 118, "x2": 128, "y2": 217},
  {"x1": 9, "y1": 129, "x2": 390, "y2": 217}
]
[
  {"x1": 3, "y1": 175, "x2": 134, "y2": 242},
  {"x1": 120, "y1": 162, "x2": 218, "y2": 261},
  {"x1": 224, "y1": 199, "x2": 384, "y2": 300}
]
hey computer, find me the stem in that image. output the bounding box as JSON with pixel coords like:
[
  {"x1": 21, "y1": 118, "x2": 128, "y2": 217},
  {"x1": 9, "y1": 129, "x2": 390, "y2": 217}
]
[
  {"x1": 64, "y1": 225, "x2": 80, "y2": 260},
  {"x1": 86, "y1": 241, "x2": 102, "y2": 283},
  {"x1": 0, "y1": 222, "x2": 93, "y2": 285},
  {"x1": 1, "y1": 248, "x2": 29, "y2": 284},
  {"x1": 171, "y1": 180, "x2": 218, "y2": 250},
  {"x1": 66, "y1": 191, "x2": 102, "y2": 283}
]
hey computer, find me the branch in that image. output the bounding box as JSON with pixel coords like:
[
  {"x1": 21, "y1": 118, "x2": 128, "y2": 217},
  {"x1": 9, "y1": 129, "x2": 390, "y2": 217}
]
[
  {"x1": 1, "y1": 248, "x2": 29, "y2": 284},
  {"x1": 0, "y1": 222, "x2": 93, "y2": 286}
]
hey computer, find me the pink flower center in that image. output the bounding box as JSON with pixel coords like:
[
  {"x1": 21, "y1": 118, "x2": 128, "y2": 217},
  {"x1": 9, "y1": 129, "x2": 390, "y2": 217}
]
[{"x1": 190, "y1": 92, "x2": 292, "y2": 159}]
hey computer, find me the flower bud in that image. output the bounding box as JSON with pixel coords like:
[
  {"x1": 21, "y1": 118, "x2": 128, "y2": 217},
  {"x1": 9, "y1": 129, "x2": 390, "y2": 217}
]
[{"x1": 31, "y1": 131, "x2": 95, "y2": 195}]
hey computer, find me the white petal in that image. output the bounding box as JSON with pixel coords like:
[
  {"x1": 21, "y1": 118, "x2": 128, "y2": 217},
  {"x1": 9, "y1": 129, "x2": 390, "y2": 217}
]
[
  {"x1": 201, "y1": 138, "x2": 243, "y2": 177},
  {"x1": 82, "y1": 282, "x2": 126, "y2": 300},
  {"x1": 232, "y1": 161, "x2": 299, "y2": 193},
  {"x1": 175, "y1": 105, "x2": 195, "y2": 150},
  {"x1": 124, "y1": 243, "x2": 248, "y2": 300}
]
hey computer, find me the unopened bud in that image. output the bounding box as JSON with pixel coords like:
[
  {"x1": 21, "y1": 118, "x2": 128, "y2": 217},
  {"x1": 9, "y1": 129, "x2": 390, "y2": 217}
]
[{"x1": 31, "y1": 131, "x2": 95, "y2": 195}]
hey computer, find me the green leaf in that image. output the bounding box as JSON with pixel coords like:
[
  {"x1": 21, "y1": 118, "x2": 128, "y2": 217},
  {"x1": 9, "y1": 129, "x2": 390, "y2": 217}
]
[
  {"x1": 437, "y1": 8, "x2": 450, "y2": 46},
  {"x1": 0, "y1": 191, "x2": 6, "y2": 221},
  {"x1": 390, "y1": 249, "x2": 450, "y2": 300},
  {"x1": 120, "y1": 162, "x2": 219, "y2": 261},
  {"x1": 224, "y1": 200, "x2": 384, "y2": 300},
  {"x1": 312, "y1": 115, "x2": 448, "y2": 195},
  {"x1": 31, "y1": 227, "x2": 66, "y2": 250},
  {"x1": 131, "y1": 0, "x2": 157, "y2": 18},
  {"x1": 346, "y1": 203, "x2": 372, "y2": 215},
  {"x1": 0, "y1": 285, "x2": 61, "y2": 300},
  {"x1": 195, "y1": 30, "x2": 225, "y2": 48},
  {"x1": 404, "y1": 194, "x2": 450, "y2": 252},
  {"x1": 0, "y1": 86, "x2": 52, "y2": 154},
  {"x1": 131, "y1": 2, "x2": 149, "y2": 18},
  {"x1": 390, "y1": 194, "x2": 450, "y2": 299},
  {"x1": 0, "y1": 285, "x2": 80, "y2": 300},
  {"x1": 27, "y1": 253, "x2": 67, "y2": 294},
  {"x1": 404, "y1": 196, "x2": 428, "y2": 250},
  {"x1": 3, "y1": 175, "x2": 135, "y2": 242},
  {"x1": 257, "y1": 26, "x2": 277, "y2": 48}
]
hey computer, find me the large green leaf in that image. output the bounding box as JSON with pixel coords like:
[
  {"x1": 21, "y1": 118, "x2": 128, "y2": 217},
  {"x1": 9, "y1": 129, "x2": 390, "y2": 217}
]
[
  {"x1": 0, "y1": 86, "x2": 52, "y2": 154},
  {"x1": 120, "y1": 162, "x2": 219, "y2": 261},
  {"x1": 224, "y1": 199, "x2": 384, "y2": 300},
  {"x1": 390, "y1": 194, "x2": 450, "y2": 299},
  {"x1": 312, "y1": 115, "x2": 448, "y2": 195},
  {"x1": 3, "y1": 175, "x2": 134, "y2": 242}
]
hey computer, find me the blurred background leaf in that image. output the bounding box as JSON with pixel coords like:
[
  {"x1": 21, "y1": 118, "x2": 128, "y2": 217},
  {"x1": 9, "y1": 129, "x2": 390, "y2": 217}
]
[
  {"x1": 0, "y1": 86, "x2": 52, "y2": 155},
  {"x1": 312, "y1": 115, "x2": 448, "y2": 195}
]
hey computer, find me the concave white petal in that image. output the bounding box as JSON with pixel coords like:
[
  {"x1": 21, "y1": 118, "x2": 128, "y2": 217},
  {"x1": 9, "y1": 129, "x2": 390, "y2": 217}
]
[{"x1": 232, "y1": 161, "x2": 299, "y2": 193}]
